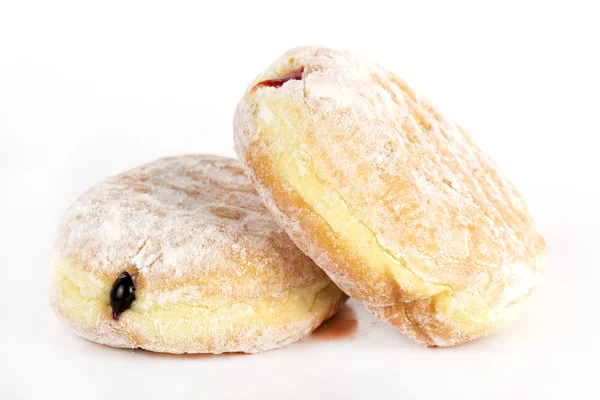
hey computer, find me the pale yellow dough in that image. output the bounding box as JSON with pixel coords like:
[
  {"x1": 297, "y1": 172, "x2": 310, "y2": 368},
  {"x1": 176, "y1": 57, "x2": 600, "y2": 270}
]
[
  {"x1": 233, "y1": 47, "x2": 547, "y2": 346},
  {"x1": 49, "y1": 155, "x2": 345, "y2": 353}
]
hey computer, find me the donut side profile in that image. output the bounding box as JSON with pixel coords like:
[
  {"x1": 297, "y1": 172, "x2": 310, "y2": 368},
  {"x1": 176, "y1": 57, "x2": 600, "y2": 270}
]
[
  {"x1": 49, "y1": 155, "x2": 345, "y2": 353},
  {"x1": 233, "y1": 47, "x2": 547, "y2": 346}
]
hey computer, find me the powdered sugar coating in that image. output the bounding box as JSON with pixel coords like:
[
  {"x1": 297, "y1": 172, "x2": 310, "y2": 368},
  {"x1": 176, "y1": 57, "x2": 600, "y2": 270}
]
[
  {"x1": 50, "y1": 154, "x2": 344, "y2": 353},
  {"x1": 234, "y1": 47, "x2": 547, "y2": 346}
]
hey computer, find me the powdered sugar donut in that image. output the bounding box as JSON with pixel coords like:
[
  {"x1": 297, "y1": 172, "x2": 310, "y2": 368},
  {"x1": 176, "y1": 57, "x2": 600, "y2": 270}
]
[
  {"x1": 49, "y1": 154, "x2": 345, "y2": 353},
  {"x1": 233, "y1": 47, "x2": 547, "y2": 347}
]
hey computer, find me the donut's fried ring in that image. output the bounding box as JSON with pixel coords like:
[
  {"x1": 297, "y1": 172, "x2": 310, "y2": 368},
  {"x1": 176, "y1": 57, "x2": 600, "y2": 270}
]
[
  {"x1": 50, "y1": 155, "x2": 345, "y2": 353},
  {"x1": 234, "y1": 47, "x2": 547, "y2": 347}
]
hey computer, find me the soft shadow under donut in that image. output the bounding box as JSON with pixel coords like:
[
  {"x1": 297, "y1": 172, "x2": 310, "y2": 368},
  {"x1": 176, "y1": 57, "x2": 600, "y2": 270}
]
[{"x1": 310, "y1": 304, "x2": 358, "y2": 341}]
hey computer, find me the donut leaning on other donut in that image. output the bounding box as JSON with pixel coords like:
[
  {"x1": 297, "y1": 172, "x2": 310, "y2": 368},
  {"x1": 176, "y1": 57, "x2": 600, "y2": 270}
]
[{"x1": 233, "y1": 46, "x2": 547, "y2": 347}]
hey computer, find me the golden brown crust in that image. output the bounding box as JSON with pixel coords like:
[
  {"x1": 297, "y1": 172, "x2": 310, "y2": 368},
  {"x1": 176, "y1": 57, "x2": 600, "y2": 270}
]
[
  {"x1": 233, "y1": 47, "x2": 547, "y2": 346},
  {"x1": 50, "y1": 154, "x2": 345, "y2": 353}
]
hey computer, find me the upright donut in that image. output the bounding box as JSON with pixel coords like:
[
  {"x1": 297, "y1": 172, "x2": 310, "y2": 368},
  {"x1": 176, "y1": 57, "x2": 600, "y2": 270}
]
[
  {"x1": 49, "y1": 154, "x2": 345, "y2": 353},
  {"x1": 234, "y1": 47, "x2": 547, "y2": 346}
]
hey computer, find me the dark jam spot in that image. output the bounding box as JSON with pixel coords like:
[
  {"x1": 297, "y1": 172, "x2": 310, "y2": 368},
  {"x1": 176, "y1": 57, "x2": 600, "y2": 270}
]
[
  {"x1": 110, "y1": 272, "x2": 136, "y2": 321},
  {"x1": 250, "y1": 66, "x2": 305, "y2": 93}
]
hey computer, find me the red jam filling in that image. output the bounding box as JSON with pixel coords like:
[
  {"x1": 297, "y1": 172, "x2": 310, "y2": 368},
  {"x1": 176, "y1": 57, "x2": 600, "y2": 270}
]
[{"x1": 250, "y1": 66, "x2": 305, "y2": 93}]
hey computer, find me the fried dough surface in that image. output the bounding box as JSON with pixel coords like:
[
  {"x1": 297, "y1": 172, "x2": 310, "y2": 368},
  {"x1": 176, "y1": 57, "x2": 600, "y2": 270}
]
[
  {"x1": 50, "y1": 154, "x2": 345, "y2": 353},
  {"x1": 234, "y1": 47, "x2": 546, "y2": 346}
]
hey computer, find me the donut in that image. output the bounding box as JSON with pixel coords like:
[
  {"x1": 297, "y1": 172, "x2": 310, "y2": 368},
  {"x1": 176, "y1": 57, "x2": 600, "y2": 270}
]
[
  {"x1": 233, "y1": 47, "x2": 547, "y2": 347},
  {"x1": 49, "y1": 154, "x2": 345, "y2": 353}
]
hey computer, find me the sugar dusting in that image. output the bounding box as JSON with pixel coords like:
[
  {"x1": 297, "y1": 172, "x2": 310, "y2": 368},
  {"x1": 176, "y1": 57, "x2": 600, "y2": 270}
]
[
  {"x1": 233, "y1": 47, "x2": 547, "y2": 346},
  {"x1": 50, "y1": 155, "x2": 344, "y2": 353}
]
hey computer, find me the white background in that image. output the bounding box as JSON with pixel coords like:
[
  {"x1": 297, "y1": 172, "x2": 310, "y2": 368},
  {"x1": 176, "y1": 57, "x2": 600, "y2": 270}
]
[{"x1": 1, "y1": 0, "x2": 598, "y2": 399}]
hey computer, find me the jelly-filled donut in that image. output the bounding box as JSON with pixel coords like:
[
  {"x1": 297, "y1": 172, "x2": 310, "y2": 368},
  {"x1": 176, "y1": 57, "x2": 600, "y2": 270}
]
[
  {"x1": 49, "y1": 155, "x2": 345, "y2": 353},
  {"x1": 233, "y1": 47, "x2": 547, "y2": 347}
]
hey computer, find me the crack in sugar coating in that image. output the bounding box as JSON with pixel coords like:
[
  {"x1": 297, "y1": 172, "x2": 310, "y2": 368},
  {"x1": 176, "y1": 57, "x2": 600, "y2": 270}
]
[{"x1": 233, "y1": 47, "x2": 547, "y2": 346}]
